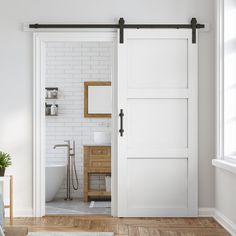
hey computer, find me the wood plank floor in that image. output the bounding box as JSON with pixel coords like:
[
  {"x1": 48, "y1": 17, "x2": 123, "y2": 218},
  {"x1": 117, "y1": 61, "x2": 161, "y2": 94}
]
[{"x1": 5, "y1": 216, "x2": 230, "y2": 236}]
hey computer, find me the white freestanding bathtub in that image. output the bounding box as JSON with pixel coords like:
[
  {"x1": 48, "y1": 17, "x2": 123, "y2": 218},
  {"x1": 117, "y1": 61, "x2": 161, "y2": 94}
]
[{"x1": 46, "y1": 164, "x2": 66, "y2": 202}]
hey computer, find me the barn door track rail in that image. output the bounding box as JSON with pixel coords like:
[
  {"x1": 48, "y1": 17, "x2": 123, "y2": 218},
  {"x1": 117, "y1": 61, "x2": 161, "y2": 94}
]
[{"x1": 29, "y1": 17, "x2": 204, "y2": 44}]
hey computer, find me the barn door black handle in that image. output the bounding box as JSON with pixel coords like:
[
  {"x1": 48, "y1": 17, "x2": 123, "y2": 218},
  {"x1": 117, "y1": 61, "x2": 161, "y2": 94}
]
[{"x1": 119, "y1": 109, "x2": 124, "y2": 136}]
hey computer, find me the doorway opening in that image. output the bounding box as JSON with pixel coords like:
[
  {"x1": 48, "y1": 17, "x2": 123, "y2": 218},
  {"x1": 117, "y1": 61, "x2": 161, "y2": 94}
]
[
  {"x1": 33, "y1": 27, "x2": 199, "y2": 217},
  {"x1": 33, "y1": 32, "x2": 117, "y2": 217}
]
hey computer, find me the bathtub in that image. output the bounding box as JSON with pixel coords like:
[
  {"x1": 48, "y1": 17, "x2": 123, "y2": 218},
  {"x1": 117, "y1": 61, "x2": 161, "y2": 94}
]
[{"x1": 45, "y1": 164, "x2": 66, "y2": 202}]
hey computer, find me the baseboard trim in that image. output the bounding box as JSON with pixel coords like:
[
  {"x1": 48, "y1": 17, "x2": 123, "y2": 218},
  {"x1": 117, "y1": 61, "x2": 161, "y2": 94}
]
[
  {"x1": 8, "y1": 208, "x2": 34, "y2": 217},
  {"x1": 198, "y1": 208, "x2": 214, "y2": 217},
  {"x1": 198, "y1": 208, "x2": 236, "y2": 235},
  {"x1": 214, "y1": 209, "x2": 236, "y2": 236}
]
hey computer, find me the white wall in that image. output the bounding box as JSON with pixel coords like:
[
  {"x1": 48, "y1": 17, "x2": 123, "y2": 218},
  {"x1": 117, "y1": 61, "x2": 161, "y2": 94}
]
[
  {"x1": 45, "y1": 41, "x2": 112, "y2": 198},
  {"x1": 215, "y1": 168, "x2": 236, "y2": 224},
  {"x1": 0, "y1": 0, "x2": 215, "y2": 216}
]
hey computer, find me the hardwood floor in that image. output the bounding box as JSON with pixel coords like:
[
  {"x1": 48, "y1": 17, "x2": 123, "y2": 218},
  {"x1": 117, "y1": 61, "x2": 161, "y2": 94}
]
[{"x1": 5, "y1": 216, "x2": 230, "y2": 236}]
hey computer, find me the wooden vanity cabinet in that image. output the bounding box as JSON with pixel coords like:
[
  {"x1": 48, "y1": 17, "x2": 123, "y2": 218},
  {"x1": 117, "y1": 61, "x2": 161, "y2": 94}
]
[{"x1": 83, "y1": 145, "x2": 111, "y2": 202}]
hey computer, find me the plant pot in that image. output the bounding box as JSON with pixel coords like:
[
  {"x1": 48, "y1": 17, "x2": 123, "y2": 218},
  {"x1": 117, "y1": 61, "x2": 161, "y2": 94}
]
[{"x1": 0, "y1": 168, "x2": 5, "y2": 176}]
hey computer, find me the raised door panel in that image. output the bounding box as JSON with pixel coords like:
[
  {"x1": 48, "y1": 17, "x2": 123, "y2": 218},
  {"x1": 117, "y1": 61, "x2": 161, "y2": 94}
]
[
  {"x1": 127, "y1": 99, "x2": 188, "y2": 151},
  {"x1": 127, "y1": 159, "x2": 188, "y2": 209},
  {"x1": 128, "y1": 39, "x2": 188, "y2": 89}
]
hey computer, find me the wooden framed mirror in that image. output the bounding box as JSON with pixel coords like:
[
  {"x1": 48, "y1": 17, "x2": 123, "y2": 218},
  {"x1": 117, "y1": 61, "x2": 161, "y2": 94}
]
[{"x1": 84, "y1": 81, "x2": 112, "y2": 118}]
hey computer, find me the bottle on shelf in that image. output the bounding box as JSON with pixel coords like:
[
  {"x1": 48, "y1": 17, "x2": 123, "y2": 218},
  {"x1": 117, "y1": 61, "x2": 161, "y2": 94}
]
[
  {"x1": 47, "y1": 90, "x2": 52, "y2": 98},
  {"x1": 52, "y1": 89, "x2": 57, "y2": 98},
  {"x1": 50, "y1": 102, "x2": 58, "y2": 116},
  {"x1": 45, "y1": 103, "x2": 50, "y2": 116}
]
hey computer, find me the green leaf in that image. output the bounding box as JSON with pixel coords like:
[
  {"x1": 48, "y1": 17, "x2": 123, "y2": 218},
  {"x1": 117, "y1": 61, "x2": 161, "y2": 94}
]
[{"x1": 0, "y1": 151, "x2": 12, "y2": 168}]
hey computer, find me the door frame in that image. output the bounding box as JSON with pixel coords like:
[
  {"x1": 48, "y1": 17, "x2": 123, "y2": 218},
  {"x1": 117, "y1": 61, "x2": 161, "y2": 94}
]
[{"x1": 33, "y1": 31, "x2": 118, "y2": 217}]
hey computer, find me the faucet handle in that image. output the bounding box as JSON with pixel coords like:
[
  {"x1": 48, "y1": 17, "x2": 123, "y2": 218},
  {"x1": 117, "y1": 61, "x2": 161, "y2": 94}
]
[{"x1": 64, "y1": 140, "x2": 70, "y2": 145}]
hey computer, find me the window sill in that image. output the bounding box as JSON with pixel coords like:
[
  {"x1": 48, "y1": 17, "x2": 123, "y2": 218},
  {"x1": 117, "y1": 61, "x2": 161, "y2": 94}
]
[{"x1": 212, "y1": 159, "x2": 236, "y2": 175}]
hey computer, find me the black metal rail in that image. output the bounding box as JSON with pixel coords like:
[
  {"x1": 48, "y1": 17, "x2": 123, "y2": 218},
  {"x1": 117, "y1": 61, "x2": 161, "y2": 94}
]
[{"x1": 29, "y1": 17, "x2": 204, "y2": 44}]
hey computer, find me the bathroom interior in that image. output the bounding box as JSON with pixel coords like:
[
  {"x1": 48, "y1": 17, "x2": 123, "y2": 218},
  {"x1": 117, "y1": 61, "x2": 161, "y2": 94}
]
[{"x1": 45, "y1": 41, "x2": 113, "y2": 215}]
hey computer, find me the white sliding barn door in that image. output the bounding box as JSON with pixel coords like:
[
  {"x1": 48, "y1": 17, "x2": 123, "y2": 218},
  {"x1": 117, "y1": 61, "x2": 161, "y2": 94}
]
[{"x1": 117, "y1": 29, "x2": 198, "y2": 217}]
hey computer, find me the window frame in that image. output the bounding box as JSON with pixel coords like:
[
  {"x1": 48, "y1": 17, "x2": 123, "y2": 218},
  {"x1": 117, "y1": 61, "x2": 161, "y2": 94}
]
[
  {"x1": 216, "y1": 0, "x2": 236, "y2": 164},
  {"x1": 216, "y1": 0, "x2": 225, "y2": 160}
]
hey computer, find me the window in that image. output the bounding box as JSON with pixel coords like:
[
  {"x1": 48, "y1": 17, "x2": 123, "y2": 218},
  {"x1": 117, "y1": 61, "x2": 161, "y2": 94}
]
[{"x1": 217, "y1": 0, "x2": 236, "y2": 164}]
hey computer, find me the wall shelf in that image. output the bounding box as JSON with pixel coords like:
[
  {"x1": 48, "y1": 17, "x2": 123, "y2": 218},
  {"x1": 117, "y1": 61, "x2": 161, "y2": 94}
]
[
  {"x1": 46, "y1": 114, "x2": 58, "y2": 116},
  {"x1": 87, "y1": 191, "x2": 111, "y2": 197},
  {"x1": 45, "y1": 103, "x2": 59, "y2": 116},
  {"x1": 45, "y1": 87, "x2": 58, "y2": 99},
  {"x1": 46, "y1": 97, "x2": 57, "y2": 100}
]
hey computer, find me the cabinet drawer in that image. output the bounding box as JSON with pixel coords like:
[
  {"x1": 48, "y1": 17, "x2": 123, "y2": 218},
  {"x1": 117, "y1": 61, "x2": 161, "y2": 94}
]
[
  {"x1": 89, "y1": 158, "x2": 111, "y2": 168},
  {"x1": 90, "y1": 147, "x2": 110, "y2": 156}
]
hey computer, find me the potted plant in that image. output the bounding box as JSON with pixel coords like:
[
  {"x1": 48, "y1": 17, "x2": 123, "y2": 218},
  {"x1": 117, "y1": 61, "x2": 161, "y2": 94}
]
[{"x1": 0, "y1": 151, "x2": 11, "y2": 176}]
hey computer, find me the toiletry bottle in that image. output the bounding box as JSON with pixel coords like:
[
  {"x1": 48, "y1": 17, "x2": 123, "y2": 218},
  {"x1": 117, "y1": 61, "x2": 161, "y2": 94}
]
[
  {"x1": 52, "y1": 89, "x2": 57, "y2": 98},
  {"x1": 47, "y1": 90, "x2": 52, "y2": 98},
  {"x1": 45, "y1": 103, "x2": 50, "y2": 115},
  {"x1": 50, "y1": 102, "x2": 57, "y2": 116}
]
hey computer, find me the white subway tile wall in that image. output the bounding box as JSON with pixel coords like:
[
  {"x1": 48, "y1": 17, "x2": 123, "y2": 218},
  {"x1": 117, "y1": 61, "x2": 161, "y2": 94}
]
[{"x1": 45, "y1": 41, "x2": 112, "y2": 199}]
